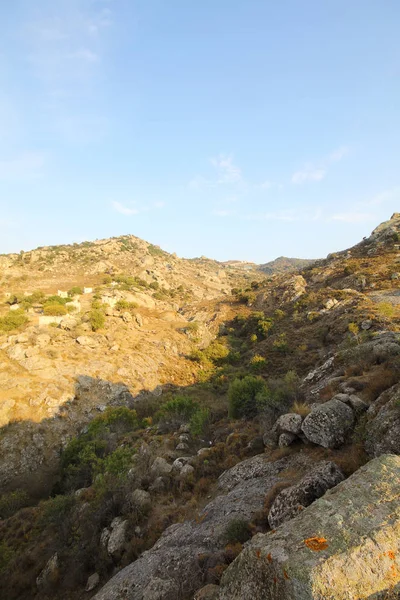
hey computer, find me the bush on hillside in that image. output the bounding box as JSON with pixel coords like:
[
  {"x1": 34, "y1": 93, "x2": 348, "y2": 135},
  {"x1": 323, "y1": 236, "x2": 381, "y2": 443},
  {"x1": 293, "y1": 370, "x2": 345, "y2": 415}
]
[
  {"x1": 228, "y1": 375, "x2": 267, "y2": 419},
  {"x1": 0, "y1": 310, "x2": 29, "y2": 332},
  {"x1": 89, "y1": 309, "x2": 105, "y2": 331},
  {"x1": 43, "y1": 304, "x2": 67, "y2": 316}
]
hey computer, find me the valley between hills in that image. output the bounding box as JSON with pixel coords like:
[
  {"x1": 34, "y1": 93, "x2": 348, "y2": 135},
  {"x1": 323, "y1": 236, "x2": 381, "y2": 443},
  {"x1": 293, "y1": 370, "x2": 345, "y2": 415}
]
[{"x1": 1, "y1": 214, "x2": 400, "y2": 600}]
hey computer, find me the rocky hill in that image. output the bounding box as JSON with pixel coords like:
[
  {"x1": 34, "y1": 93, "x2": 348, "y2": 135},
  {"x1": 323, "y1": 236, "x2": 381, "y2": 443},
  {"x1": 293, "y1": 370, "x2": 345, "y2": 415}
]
[
  {"x1": 259, "y1": 256, "x2": 316, "y2": 275},
  {"x1": 0, "y1": 214, "x2": 400, "y2": 600}
]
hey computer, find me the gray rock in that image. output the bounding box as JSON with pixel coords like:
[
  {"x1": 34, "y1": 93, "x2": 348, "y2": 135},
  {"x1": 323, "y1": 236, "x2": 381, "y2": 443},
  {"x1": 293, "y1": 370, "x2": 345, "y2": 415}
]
[
  {"x1": 93, "y1": 453, "x2": 314, "y2": 600},
  {"x1": 131, "y1": 489, "x2": 151, "y2": 512},
  {"x1": 36, "y1": 552, "x2": 59, "y2": 590},
  {"x1": 217, "y1": 455, "x2": 400, "y2": 600},
  {"x1": 301, "y1": 398, "x2": 355, "y2": 448},
  {"x1": 365, "y1": 384, "x2": 400, "y2": 457},
  {"x1": 361, "y1": 319, "x2": 373, "y2": 330},
  {"x1": 275, "y1": 413, "x2": 303, "y2": 435},
  {"x1": 179, "y1": 464, "x2": 194, "y2": 479},
  {"x1": 76, "y1": 336, "x2": 98, "y2": 348},
  {"x1": 107, "y1": 517, "x2": 128, "y2": 557},
  {"x1": 278, "y1": 432, "x2": 296, "y2": 447},
  {"x1": 335, "y1": 393, "x2": 368, "y2": 416},
  {"x1": 303, "y1": 357, "x2": 334, "y2": 383},
  {"x1": 86, "y1": 573, "x2": 100, "y2": 592},
  {"x1": 175, "y1": 442, "x2": 190, "y2": 452},
  {"x1": 134, "y1": 313, "x2": 144, "y2": 327},
  {"x1": 171, "y1": 457, "x2": 192, "y2": 472},
  {"x1": 122, "y1": 311, "x2": 132, "y2": 323},
  {"x1": 149, "y1": 476, "x2": 168, "y2": 493},
  {"x1": 268, "y1": 461, "x2": 344, "y2": 529},
  {"x1": 194, "y1": 584, "x2": 220, "y2": 600},
  {"x1": 142, "y1": 577, "x2": 179, "y2": 600},
  {"x1": 150, "y1": 457, "x2": 172, "y2": 477}
]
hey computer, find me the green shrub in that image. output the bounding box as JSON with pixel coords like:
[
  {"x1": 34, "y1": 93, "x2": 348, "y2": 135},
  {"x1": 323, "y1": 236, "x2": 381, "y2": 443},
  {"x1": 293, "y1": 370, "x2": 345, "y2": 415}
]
[
  {"x1": 190, "y1": 408, "x2": 210, "y2": 437},
  {"x1": 249, "y1": 354, "x2": 266, "y2": 372},
  {"x1": 224, "y1": 518, "x2": 252, "y2": 544},
  {"x1": 228, "y1": 375, "x2": 267, "y2": 419},
  {"x1": 103, "y1": 275, "x2": 112, "y2": 284},
  {"x1": 44, "y1": 295, "x2": 71, "y2": 305},
  {"x1": 0, "y1": 310, "x2": 29, "y2": 332},
  {"x1": 43, "y1": 304, "x2": 67, "y2": 316},
  {"x1": 68, "y1": 286, "x2": 83, "y2": 296},
  {"x1": 272, "y1": 333, "x2": 288, "y2": 353},
  {"x1": 0, "y1": 489, "x2": 30, "y2": 519},
  {"x1": 377, "y1": 302, "x2": 395, "y2": 319},
  {"x1": 115, "y1": 299, "x2": 138, "y2": 311},
  {"x1": 89, "y1": 309, "x2": 105, "y2": 331},
  {"x1": 157, "y1": 396, "x2": 199, "y2": 422},
  {"x1": 39, "y1": 494, "x2": 76, "y2": 528}
]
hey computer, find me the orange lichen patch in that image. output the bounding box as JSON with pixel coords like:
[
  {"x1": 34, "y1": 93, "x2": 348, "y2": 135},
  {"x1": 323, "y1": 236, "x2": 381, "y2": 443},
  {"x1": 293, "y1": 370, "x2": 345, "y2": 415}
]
[
  {"x1": 304, "y1": 537, "x2": 328, "y2": 551},
  {"x1": 283, "y1": 570, "x2": 289, "y2": 580},
  {"x1": 387, "y1": 551, "x2": 396, "y2": 560},
  {"x1": 267, "y1": 553, "x2": 273, "y2": 563},
  {"x1": 255, "y1": 549, "x2": 261, "y2": 559}
]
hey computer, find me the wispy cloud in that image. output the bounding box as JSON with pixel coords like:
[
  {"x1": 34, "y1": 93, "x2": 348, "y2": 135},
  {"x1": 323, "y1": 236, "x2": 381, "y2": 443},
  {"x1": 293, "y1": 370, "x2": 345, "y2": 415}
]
[
  {"x1": 189, "y1": 154, "x2": 243, "y2": 189},
  {"x1": 112, "y1": 201, "x2": 165, "y2": 216},
  {"x1": 112, "y1": 201, "x2": 139, "y2": 216},
  {"x1": 292, "y1": 145, "x2": 349, "y2": 185},
  {"x1": 210, "y1": 154, "x2": 242, "y2": 184},
  {"x1": 23, "y1": 1, "x2": 114, "y2": 144},
  {"x1": 292, "y1": 167, "x2": 326, "y2": 184},
  {"x1": 0, "y1": 152, "x2": 46, "y2": 180}
]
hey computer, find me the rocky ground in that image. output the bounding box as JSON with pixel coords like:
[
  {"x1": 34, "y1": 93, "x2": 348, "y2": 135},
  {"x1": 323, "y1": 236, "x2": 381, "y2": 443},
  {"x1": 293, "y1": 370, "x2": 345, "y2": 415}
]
[{"x1": 1, "y1": 214, "x2": 400, "y2": 600}]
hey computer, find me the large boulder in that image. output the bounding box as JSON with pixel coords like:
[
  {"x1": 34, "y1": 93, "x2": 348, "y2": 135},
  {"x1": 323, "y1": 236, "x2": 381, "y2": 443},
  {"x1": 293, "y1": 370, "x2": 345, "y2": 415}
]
[
  {"x1": 365, "y1": 383, "x2": 400, "y2": 457},
  {"x1": 218, "y1": 455, "x2": 400, "y2": 600},
  {"x1": 275, "y1": 413, "x2": 303, "y2": 435},
  {"x1": 93, "y1": 453, "x2": 313, "y2": 600},
  {"x1": 268, "y1": 461, "x2": 344, "y2": 528},
  {"x1": 301, "y1": 398, "x2": 354, "y2": 448}
]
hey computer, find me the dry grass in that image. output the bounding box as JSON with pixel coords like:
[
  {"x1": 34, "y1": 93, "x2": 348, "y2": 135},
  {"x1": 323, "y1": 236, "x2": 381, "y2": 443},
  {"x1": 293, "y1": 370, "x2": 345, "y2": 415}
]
[{"x1": 290, "y1": 401, "x2": 311, "y2": 417}]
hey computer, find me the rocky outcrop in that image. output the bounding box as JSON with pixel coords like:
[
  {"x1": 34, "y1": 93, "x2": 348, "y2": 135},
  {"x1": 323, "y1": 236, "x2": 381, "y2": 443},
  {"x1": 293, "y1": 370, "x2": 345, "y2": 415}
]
[
  {"x1": 301, "y1": 397, "x2": 354, "y2": 448},
  {"x1": 93, "y1": 453, "x2": 314, "y2": 600},
  {"x1": 218, "y1": 455, "x2": 400, "y2": 600},
  {"x1": 365, "y1": 383, "x2": 400, "y2": 457},
  {"x1": 267, "y1": 461, "x2": 344, "y2": 528}
]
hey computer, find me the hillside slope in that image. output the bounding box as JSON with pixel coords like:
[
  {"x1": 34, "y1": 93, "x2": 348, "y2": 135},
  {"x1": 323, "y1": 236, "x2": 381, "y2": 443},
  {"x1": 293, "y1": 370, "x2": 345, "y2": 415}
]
[{"x1": 0, "y1": 215, "x2": 400, "y2": 600}]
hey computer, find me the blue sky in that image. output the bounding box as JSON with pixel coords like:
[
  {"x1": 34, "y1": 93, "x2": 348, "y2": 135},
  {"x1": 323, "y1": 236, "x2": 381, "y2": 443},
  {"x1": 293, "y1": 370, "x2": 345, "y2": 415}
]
[{"x1": 1, "y1": 0, "x2": 399, "y2": 262}]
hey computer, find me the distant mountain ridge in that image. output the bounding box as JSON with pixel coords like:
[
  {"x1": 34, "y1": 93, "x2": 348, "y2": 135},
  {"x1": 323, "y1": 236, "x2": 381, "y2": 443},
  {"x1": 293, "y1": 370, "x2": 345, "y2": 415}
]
[{"x1": 259, "y1": 256, "x2": 317, "y2": 274}]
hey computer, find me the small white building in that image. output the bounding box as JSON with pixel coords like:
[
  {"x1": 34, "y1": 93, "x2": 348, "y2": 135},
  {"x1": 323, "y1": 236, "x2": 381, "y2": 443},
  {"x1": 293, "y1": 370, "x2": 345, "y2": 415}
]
[
  {"x1": 58, "y1": 290, "x2": 69, "y2": 299},
  {"x1": 69, "y1": 300, "x2": 81, "y2": 313},
  {"x1": 83, "y1": 287, "x2": 93, "y2": 294},
  {"x1": 39, "y1": 315, "x2": 64, "y2": 326},
  {"x1": 10, "y1": 304, "x2": 20, "y2": 311},
  {"x1": 101, "y1": 296, "x2": 117, "y2": 308}
]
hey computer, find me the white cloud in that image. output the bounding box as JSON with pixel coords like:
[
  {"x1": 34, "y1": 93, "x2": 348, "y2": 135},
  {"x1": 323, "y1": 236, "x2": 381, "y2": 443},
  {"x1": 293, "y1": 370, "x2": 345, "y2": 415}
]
[
  {"x1": 210, "y1": 154, "x2": 242, "y2": 184},
  {"x1": 362, "y1": 187, "x2": 400, "y2": 207},
  {"x1": 0, "y1": 152, "x2": 46, "y2": 180},
  {"x1": 329, "y1": 212, "x2": 377, "y2": 224},
  {"x1": 329, "y1": 146, "x2": 349, "y2": 162},
  {"x1": 112, "y1": 201, "x2": 139, "y2": 216},
  {"x1": 292, "y1": 167, "x2": 326, "y2": 184},
  {"x1": 292, "y1": 145, "x2": 349, "y2": 185}
]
